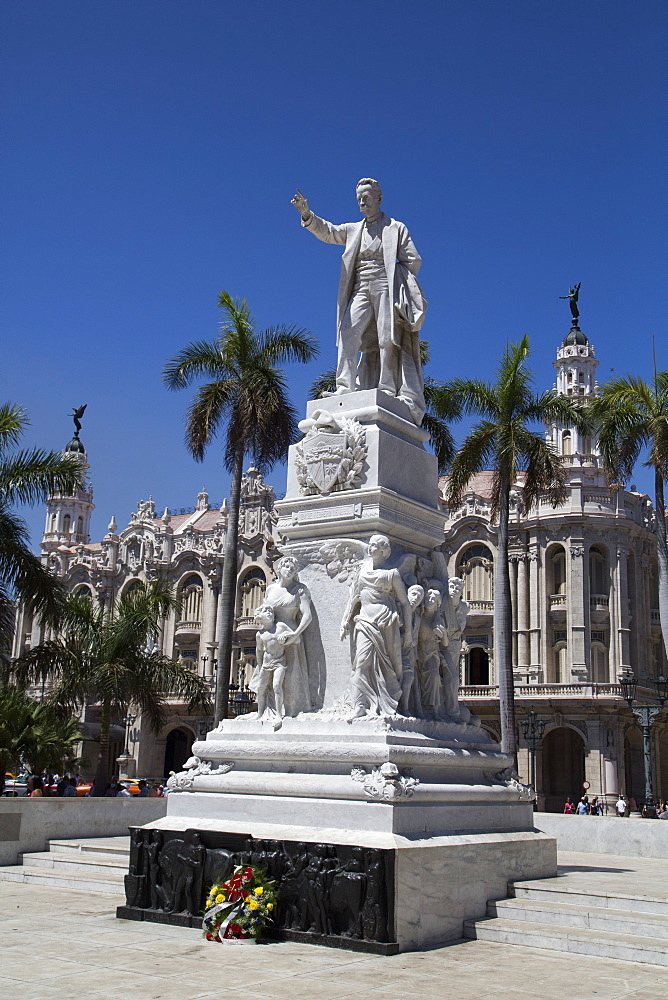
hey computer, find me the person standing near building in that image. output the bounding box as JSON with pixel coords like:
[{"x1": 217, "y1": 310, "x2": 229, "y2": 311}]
[
  {"x1": 616, "y1": 795, "x2": 627, "y2": 817},
  {"x1": 576, "y1": 796, "x2": 589, "y2": 815}
]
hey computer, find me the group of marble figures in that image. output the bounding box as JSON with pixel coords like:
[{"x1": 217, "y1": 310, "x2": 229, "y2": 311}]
[
  {"x1": 124, "y1": 829, "x2": 392, "y2": 944},
  {"x1": 250, "y1": 536, "x2": 473, "y2": 727}
]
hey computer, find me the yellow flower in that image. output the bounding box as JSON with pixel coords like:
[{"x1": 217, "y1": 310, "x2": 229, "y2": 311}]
[
  {"x1": 216, "y1": 894, "x2": 225, "y2": 903},
  {"x1": 249, "y1": 899, "x2": 259, "y2": 911},
  {"x1": 267, "y1": 903, "x2": 274, "y2": 911},
  {"x1": 255, "y1": 887, "x2": 264, "y2": 896}
]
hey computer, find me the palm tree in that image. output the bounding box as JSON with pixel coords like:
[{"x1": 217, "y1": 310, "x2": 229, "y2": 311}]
[
  {"x1": 591, "y1": 373, "x2": 668, "y2": 663},
  {"x1": 0, "y1": 687, "x2": 84, "y2": 781},
  {"x1": 310, "y1": 342, "x2": 456, "y2": 473},
  {"x1": 431, "y1": 336, "x2": 589, "y2": 759},
  {"x1": 15, "y1": 583, "x2": 211, "y2": 794},
  {"x1": 0, "y1": 403, "x2": 86, "y2": 642},
  {"x1": 163, "y1": 292, "x2": 318, "y2": 723}
]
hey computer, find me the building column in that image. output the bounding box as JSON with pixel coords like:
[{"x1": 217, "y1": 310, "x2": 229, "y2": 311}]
[
  {"x1": 510, "y1": 555, "x2": 519, "y2": 668},
  {"x1": 617, "y1": 545, "x2": 632, "y2": 677},
  {"x1": 517, "y1": 553, "x2": 529, "y2": 670},
  {"x1": 528, "y1": 547, "x2": 541, "y2": 679},
  {"x1": 568, "y1": 540, "x2": 587, "y2": 681},
  {"x1": 201, "y1": 571, "x2": 219, "y2": 678}
]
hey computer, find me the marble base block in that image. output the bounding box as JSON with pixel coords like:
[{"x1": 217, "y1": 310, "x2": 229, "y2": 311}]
[
  {"x1": 121, "y1": 816, "x2": 556, "y2": 952},
  {"x1": 277, "y1": 390, "x2": 445, "y2": 552}
]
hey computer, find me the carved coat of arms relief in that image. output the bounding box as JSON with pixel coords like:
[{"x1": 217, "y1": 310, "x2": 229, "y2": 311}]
[{"x1": 295, "y1": 409, "x2": 367, "y2": 496}]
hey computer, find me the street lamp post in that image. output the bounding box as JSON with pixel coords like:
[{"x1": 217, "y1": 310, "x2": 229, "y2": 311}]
[
  {"x1": 122, "y1": 713, "x2": 137, "y2": 756},
  {"x1": 619, "y1": 672, "x2": 667, "y2": 815},
  {"x1": 520, "y1": 706, "x2": 545, "y2": 808}
]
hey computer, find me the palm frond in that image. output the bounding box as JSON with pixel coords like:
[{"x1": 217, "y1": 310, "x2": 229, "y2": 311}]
[
  {"x1": 443, "y1": 422, "x2": 497, "y2": 508},
  {"x1": 0, "y1": 449, "x2": 85, "y2": 506},
  {"x1": 257, "y1": 326, "x2": 319, "y2": 366},
  {"x1": 0, "y1": 404, "x2": 30, "y2": 456},
  {"x1": 162, "y1": 341, "x2": 230, "y2": 391},
  {"x1": 185, "y1": 380, "x2": 237, "y2": 462},
  {"x1": 310, "y1": 368, "x2": 337, "y2": 398}
]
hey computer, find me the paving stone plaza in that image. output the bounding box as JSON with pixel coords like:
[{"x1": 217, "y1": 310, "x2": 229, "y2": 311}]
[{"x1": 1, "y1": 863, "x2": 667, "y2": 1000}]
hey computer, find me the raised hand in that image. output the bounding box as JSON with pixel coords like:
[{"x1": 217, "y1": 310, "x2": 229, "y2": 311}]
[{"x1": 291, "y1": 188, "x2": 310, "y2": 219}]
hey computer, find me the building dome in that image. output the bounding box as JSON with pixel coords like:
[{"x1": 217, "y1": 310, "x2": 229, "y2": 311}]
[
  {"x1": 562, "y1": 327, "x2": 589, "y2": 347},
  {"x1": 65, "y1": 436, "x2": 86, "y2": 456}
]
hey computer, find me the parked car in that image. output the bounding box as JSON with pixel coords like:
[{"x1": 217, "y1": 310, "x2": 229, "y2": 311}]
[{"x1": 3, "y1": 773, "x2": 28, "y2": 797}]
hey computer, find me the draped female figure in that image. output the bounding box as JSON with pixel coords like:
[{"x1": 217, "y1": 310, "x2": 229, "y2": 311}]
[
  {"x1": 264, "y1": 555, "x2": 313, "y2": 715},
  {"x1": 341, "y1": 535, "x2": 411, "y2": 719}
]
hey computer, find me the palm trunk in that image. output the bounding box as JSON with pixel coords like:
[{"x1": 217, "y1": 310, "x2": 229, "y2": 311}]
[
  {"x1": 93, "y1": 701, "x2": 111, "y2": 796},
  {"x1": 495, "y1": 472, "x2": 517, "y2": 762},
  {"x1": 654, "y1": 471, "x2": 668, "y2": 667},
  {"x1": 215, "y1": 442, "x2": 245, "y2": 724}
]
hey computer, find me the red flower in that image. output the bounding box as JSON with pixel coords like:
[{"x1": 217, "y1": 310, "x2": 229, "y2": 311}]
[
  {"x1": 229, "y1": 889, "x2": 241, "y2": 902},
  {"x1": 205, "y1": 933, "x2": 213, "y2": 941},
  {"x1": 242, "y1": 867, "x2": 253, "y2": 881}
]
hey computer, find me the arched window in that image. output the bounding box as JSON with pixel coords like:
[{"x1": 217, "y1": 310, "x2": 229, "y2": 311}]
[
  {"x1": 73, "y1": 584, "x2": 93, "y2": 601},
  {"x1": 589, "y1": 545, "x2": 608, "y2": 597},
  {"x1": 180, "y1": 574, "x2": 203, "y2": 623},
  {"x1": 591, "y1": 643, "x2": 608, "y2": 683},
  {"x1": 457, "y1": 544, "x2": 493, "y2": 603},
  {"x1": 561, "y1": 431, "x2": 572, "y2": 456},
  {"x1": 63, "y1": 514, "x2": 71, "y2": 533},
  {"x1": 581, "y1": 435, "x2": 592, "y2": 455},
  {"x1": 76, "y1": 516, "x2": 84, "y2": 535},
  {"x1": 551, "y1": 549, "x2": 566, "y2": 596},
  {"x1": 239, "y1": 568, "x2": 267, "y2": 617}
]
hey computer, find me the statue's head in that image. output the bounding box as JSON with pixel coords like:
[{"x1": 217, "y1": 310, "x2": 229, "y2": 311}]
[
  {"x1": 407, "y1": 584, "x2": 424, "y2": 609},
  {"x1": 356, "y1": 177, "x2": 382, "y2": 217},
  {"x1": 426, "y1": 588, "x2": 442, "y2": 609},
  {"x1": 368, "y1": 534, "x2": 391, "y2": 561},
  {"x1": 448, "y1": 576, "x2": 463, "y2": 601},
  {"x1": 254, "y1": 603, "x2": 275, "y2": 628},
  {"x1": 275, "y1": 555, "x2": 299, "y2": 583}
]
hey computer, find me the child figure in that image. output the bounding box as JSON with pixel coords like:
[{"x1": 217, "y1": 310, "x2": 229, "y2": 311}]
[{"x1": 250, "y1": 604, "x2": 294, "y2": 729}]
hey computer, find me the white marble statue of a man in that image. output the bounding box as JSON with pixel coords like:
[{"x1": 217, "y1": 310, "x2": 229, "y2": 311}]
[{"x1": 291, "y1": 179, "x2": 427, "y2": 423}]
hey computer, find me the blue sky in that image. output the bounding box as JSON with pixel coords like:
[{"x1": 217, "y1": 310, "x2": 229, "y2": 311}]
[{"x1": 2, "y1": 1, "x2": 667, "y2": 546}]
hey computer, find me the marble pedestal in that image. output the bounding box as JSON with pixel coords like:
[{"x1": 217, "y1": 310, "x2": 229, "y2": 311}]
[
  {"x1": 118, "y1": 714, "x2": 557, "y2": 951},
  {"x1": 118, "y1": 389, "x2": 556, "y2": 951}
]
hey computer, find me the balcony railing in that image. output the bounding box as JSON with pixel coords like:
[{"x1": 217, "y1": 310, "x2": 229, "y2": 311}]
[
  {"x1": 459, "y1": 682, "x2": 623, "y2": 699},
  {"x1": 174, "y1": 620, "x2": 202, "y2": 637},
  {"x1": 549, "y1": 594, "x2": 566, "y2": 609},
  {"x1": 590, "y1": 595, "x2": 609, "y2": 610},
  {"x1": 235, "y1": 615, "x2": 260, "y2": 629},
  {"x1": 468, "y1": 600, "x2": 494, "y2": 612},
  {"x1": 651, "y1": 610, "x2": 661, "y2": 624}
]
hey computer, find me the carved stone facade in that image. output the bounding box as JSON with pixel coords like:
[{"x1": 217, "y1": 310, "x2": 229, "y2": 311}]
[
  {"x1": 12, "y1": 451, "x2": 281, "y2": 782},
  {"x1": 440, "y1": 327, "x2": 668, "y2": 811}
]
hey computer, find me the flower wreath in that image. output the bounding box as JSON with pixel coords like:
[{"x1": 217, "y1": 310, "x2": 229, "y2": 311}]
[{"x1": 202, "y1": 864, "x2": 277, "y2": 941}]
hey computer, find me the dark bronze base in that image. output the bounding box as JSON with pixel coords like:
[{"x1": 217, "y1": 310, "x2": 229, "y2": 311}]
[{"x1": 117, "y1": 826, "x2": 396, "y2": 952}]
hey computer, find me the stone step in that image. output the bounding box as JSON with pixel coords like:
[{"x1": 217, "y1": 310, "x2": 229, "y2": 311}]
[
  {"x1": 489, "y1": 896, "x2": 668, "y2": 939},
  {"x1": 464, "y1": 916, "x2": 668, "y2": 967},
  {"x1": 0, "y1": 863, "x2": 126, "y2": 895},
  {"x1": 511, "y1": 880, "x2": 668, "y2": 917},
  {"x1": 21, "y1": 851, "x2": 129, "y2": 874},
  {"x1": 47, "y1": 836, "x2": 130, "y2": 858}
]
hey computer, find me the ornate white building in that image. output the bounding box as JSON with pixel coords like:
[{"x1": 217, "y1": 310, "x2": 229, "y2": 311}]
[
  {"x1": 12, "y1": 427, "x2": 280, "y2": 781},
  {"x1": 440, "y1": 324, "x2": 668, "y2": 811}
]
